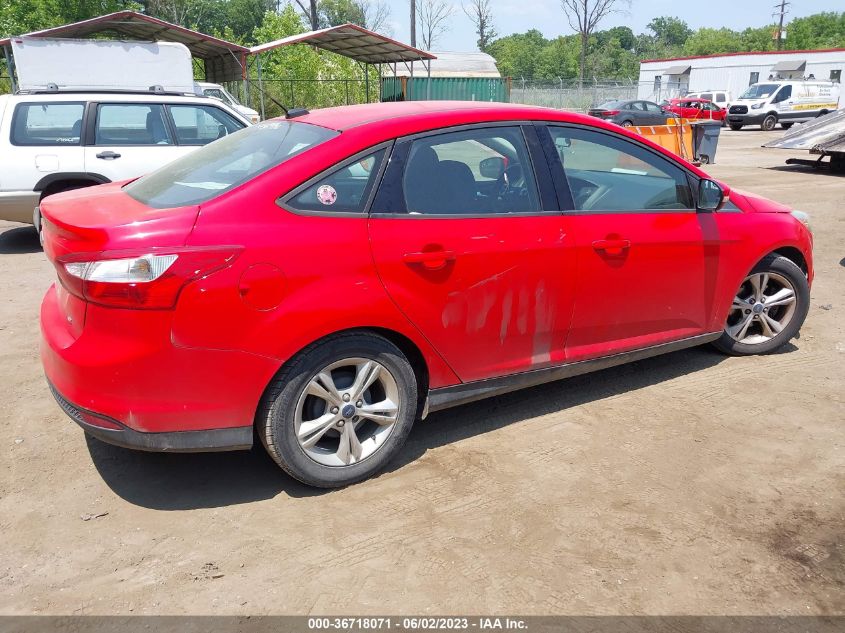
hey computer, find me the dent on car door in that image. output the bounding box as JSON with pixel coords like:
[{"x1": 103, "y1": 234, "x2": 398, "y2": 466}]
[
  {"x1": 542, "y1": 124, "x2": 718, "y2": 361},
  {"x1": 367, "y1": 124, "x2": 577, "y2": 383}
]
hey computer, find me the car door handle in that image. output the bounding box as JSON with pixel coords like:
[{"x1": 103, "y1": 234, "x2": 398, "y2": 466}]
[
  {"x1": 403, "y1": 250, "x2": 456, "y2": 269},
  {"x1": 95, "y1": 151, "x2": 121, "y2": 160},
  {"x1": 592, "y1": 239, "x2": 630, "y2": 250}
]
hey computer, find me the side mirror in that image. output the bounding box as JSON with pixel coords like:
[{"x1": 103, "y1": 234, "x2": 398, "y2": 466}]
[
  {"x1": 479, "y1": 156, "x2": 505, "y2": 179},
  {"x1": 698, "y1": 178, "x2": 729, "y2": 212}
]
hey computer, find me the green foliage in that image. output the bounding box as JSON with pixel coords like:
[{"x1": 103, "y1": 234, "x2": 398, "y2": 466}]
[
  {"x1": 319, "y1": 0, "x2": 366, "y2": 28},
  {"x1": 786, "y1": 12, "x2": 845, "y2": 49},
  {"x1": 647, "y1": 16, "x2": 691, "y2": 49},
  {"x1": 682, "y1": 27, "x2": 743, "y2": 56},
  {"x1": 487, "y1": 11, "x2": 844, "y2": 80},
  {"x1": 250, "y1": 6, "x2": 378, "y2": 114}
]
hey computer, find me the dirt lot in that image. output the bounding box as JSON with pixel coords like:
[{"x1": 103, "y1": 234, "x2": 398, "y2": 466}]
[{"x1": 0, "y1": 130, "x2": 843, "y2": 615}]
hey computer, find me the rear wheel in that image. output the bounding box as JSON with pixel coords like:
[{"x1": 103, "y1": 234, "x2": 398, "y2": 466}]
[
  {"x1": 257, "y1": 332, "x2": 418, "y2": 488},
  {"x1": 621, "y1": 120, "x2": 634, "y2": 128},
  {"x1": 729, "y1": 123, "x2": 743, "y2": 131},
  {"x1": 761, "y1": 114, "x2": 778, "y2": 131},
  {"x1": 712, "y1": 255, "x2": 809, "y2": 356}
]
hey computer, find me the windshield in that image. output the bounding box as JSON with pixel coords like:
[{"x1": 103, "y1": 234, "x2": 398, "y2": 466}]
[
  {"x1": 740, "y1": 84, "x2": 778, "y2": 99},
  {"x1": 125, "y1": 121, "x2": 338, "y2": 208}
]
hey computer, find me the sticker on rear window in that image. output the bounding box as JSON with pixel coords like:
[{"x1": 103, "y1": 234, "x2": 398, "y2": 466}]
[{"x1": 316, "y1": 184, "x2": 337, "y2": 206}]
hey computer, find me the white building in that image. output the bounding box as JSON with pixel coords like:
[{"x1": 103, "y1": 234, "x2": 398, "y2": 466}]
[{"x1": 637, "y1": 48, "x2": 844, "y2": 102}]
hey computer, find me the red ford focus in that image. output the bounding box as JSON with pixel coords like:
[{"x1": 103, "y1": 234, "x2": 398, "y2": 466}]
[{"x1": 39, "y1": 102, "x2": 813, "y2": 487}]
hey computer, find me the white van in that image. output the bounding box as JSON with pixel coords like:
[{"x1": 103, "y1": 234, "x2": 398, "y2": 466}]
[{"x1": 726, "y1": 80, "x2": 841, "y2": 131}]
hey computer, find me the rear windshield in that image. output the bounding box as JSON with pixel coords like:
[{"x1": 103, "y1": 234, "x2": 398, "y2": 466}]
[
  {"x1": 740, "y1": 84, "x2": 778, "y2": 99},
  {"x1": 124, "y1": 120, "x2": 338, "y2": 208},
  {"x1": 597, "y1": 100, "x2": 624, "y2": 109}
]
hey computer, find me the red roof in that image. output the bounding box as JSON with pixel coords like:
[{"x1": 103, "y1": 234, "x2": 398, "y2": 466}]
[{"x1": 641, "y1": 47, "x2": 845, "y2": 64}]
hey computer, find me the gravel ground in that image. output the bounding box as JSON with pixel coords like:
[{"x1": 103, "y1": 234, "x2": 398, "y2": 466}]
[{"x1": 0, "y1": 129, "x2": 842, "y2": 615}]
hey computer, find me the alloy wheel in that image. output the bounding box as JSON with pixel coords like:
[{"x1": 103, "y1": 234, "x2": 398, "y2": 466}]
[
  {"x1": 294, "y1": 358, "x2": 401, "y2": 467},
  {"x1": 726, "y1": 272, "x2": 797, "y2": 345}
]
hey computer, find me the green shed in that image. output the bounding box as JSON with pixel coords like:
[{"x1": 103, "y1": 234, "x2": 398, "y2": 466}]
[{"x1": 381, "y1": 51, "x2": 510, "y2": 103}]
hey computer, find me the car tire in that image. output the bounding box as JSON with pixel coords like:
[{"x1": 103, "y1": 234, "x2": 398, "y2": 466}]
[
  {"x1": 761, "y1": 114, "x2": 778, "y2": 131},
  {"x1": 621, "y1": 120, "x2": 634, "y2": 127},
  {"x1": 698, "y1": 154, "x2": 710, "y2": 165},
  {"x1": 781, "y1": 122, "x2": 794, "y2": 130},
  {"x1": 712, "y1": 255, "x2": 809, "y2": 356},
  {"x1": 257, "y1": 332, "x2": 418, "y2": 488},
  {"x1": 729, "y1": 123, "x2": 743, "y2": 131}
]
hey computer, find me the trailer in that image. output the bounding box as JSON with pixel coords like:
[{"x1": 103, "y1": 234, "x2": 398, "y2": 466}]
[{"x1": 762, "y1": 108, "x2": 845, "y2": 173}]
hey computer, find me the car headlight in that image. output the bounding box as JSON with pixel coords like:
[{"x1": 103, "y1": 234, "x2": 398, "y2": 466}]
[
  {"x1": 791, "y1": 210, "x2": 812, "y2": 233},
  {"x1": 751, "y1": 103, "x2": 764, "y2": 109},
  {"x1": 250, "y1": 114, "x2": 261, "y2": 124}
]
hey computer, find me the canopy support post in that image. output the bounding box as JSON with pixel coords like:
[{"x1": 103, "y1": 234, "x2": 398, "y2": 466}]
[
  {"x1": 365, "y1": 62, "x2": 370, "y2": 103},
  {"x1": 257, "y1": 53, "x2": 266, "y2": 120},
  {"x1": 426, "y1": 58, "x2": 431, "y2": 100},
  {"x1": 4, "y1": 45, "x2": 17, "y2": 93}
]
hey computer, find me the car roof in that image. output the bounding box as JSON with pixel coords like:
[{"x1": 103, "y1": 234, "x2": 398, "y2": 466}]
[{"x1": 292, "y1": 101, "x2": 569, "y2": 132}]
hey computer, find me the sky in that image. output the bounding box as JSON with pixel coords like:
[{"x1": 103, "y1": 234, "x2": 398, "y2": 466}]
[{"x1": 379, "y1": 0, "x2": 837, "y2": 52}]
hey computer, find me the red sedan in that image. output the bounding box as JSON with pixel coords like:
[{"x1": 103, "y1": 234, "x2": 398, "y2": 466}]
[
  {"x1": 665, "y1": 97, "x2": 727, "y2": 122},
  {"x1": 40, "y1": 101, "x2": 813, "y2": 487}
]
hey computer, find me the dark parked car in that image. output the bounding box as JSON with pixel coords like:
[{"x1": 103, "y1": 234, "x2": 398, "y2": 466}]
[{"x1": 588, "y1": 100, "x2": 668, "y2": 127}]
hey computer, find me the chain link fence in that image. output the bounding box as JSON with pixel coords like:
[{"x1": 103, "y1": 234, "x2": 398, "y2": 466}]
[
  {"x1": 242, "y1": 78, "x2": 378, "y2": 119},
  {"x1": 509, "y1": 79, "x2": 653, "y2": 111}
]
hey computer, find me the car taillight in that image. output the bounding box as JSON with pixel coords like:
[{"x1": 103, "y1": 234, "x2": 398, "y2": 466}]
[
  {"x1": 56, "y1": 247, "x2": 242, "y2": 309},
  {"x1": 603, "y1": 110, "x2": 620, "y2": 116}
]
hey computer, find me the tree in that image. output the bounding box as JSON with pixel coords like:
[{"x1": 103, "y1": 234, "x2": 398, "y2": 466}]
[
  {"x1": 647, "y1": 16, "x2": 691, "y2": 49},
  {"x1": 486, "y1": 29, "x2": 547, "y2": 79},
  {"x1": 560, "y1": 0, "x2": 631, "y2": 84},
  {"x1": 417, "y1": 0, "x2": 453, "y2": 50},
  {"x1": 786, "y1": 11, "x2": 845, "y2": 49},
  {"x1": 683, "y1": 27, "x2": 742, "y2": 56},
  {"x1": 462, "y1": 0, "x2": 497, "y2": 52}
]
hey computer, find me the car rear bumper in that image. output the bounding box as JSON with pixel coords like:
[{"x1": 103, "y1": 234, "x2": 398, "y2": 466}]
[
  {"x1": 48, "y1": 380, "x2": 253, "y2": 452},
  {"x1": 40, "y1": 283, "x2": 281, "y2": 450}
]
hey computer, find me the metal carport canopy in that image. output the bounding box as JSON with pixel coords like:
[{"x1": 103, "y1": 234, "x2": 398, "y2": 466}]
[
  {"x1": 249, "y1": 24, "x2": 435, "y2": 64},
  {"x1": 0, "y1": 10, "x2": 250, "y2": 83}
]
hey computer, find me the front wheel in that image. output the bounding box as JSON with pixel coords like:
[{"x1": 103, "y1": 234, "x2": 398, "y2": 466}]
[
  {"x1": 729, "y1": 123, "x2": 743, "y2": 131},
  {"x1": 712, "y1": 255, "x2": 809, "y2": 356},
  {"x1": 257, "y1": 332, "x2": 418, "y2": 488},
  {"x1": 781, "y1": 122, "x2": 794, "y2": 130},
  {"x1": 761, "y1": 114, "x2": 778, "y2": 131}
]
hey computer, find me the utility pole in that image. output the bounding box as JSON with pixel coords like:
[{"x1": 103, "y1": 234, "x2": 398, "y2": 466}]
[
  {"x1": 410, "y1": 0, "x2": 417, "y2": 48},
  {"x1": 774, "y1": 0, "x2": 789, "y2": 51}
]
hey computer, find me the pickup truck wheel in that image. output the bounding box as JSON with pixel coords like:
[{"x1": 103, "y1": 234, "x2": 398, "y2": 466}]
[
  {"x1": 781, "y1": 122, "x2": 794, "y2": 130},
  {"x1": 729, "y1": 123, "x2": 743, "y2": 131},
  {"x1": 761, "y1": 114, "x2": 778, "y2": 131}
]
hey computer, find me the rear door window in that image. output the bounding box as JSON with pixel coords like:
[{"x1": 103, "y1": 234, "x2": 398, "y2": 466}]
[
  {"x1": 11, "y1": 102, "x2": 84, "y2": 146},
  {"x1": 396, "y1": 126, "x2": 541, "y2": 215},
  {"x1": 168, "y1": 104, "x2": 244, "y2": 145},
  {"x1": 95, "y1": 103, "x2": 172, "y2": 145}
]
